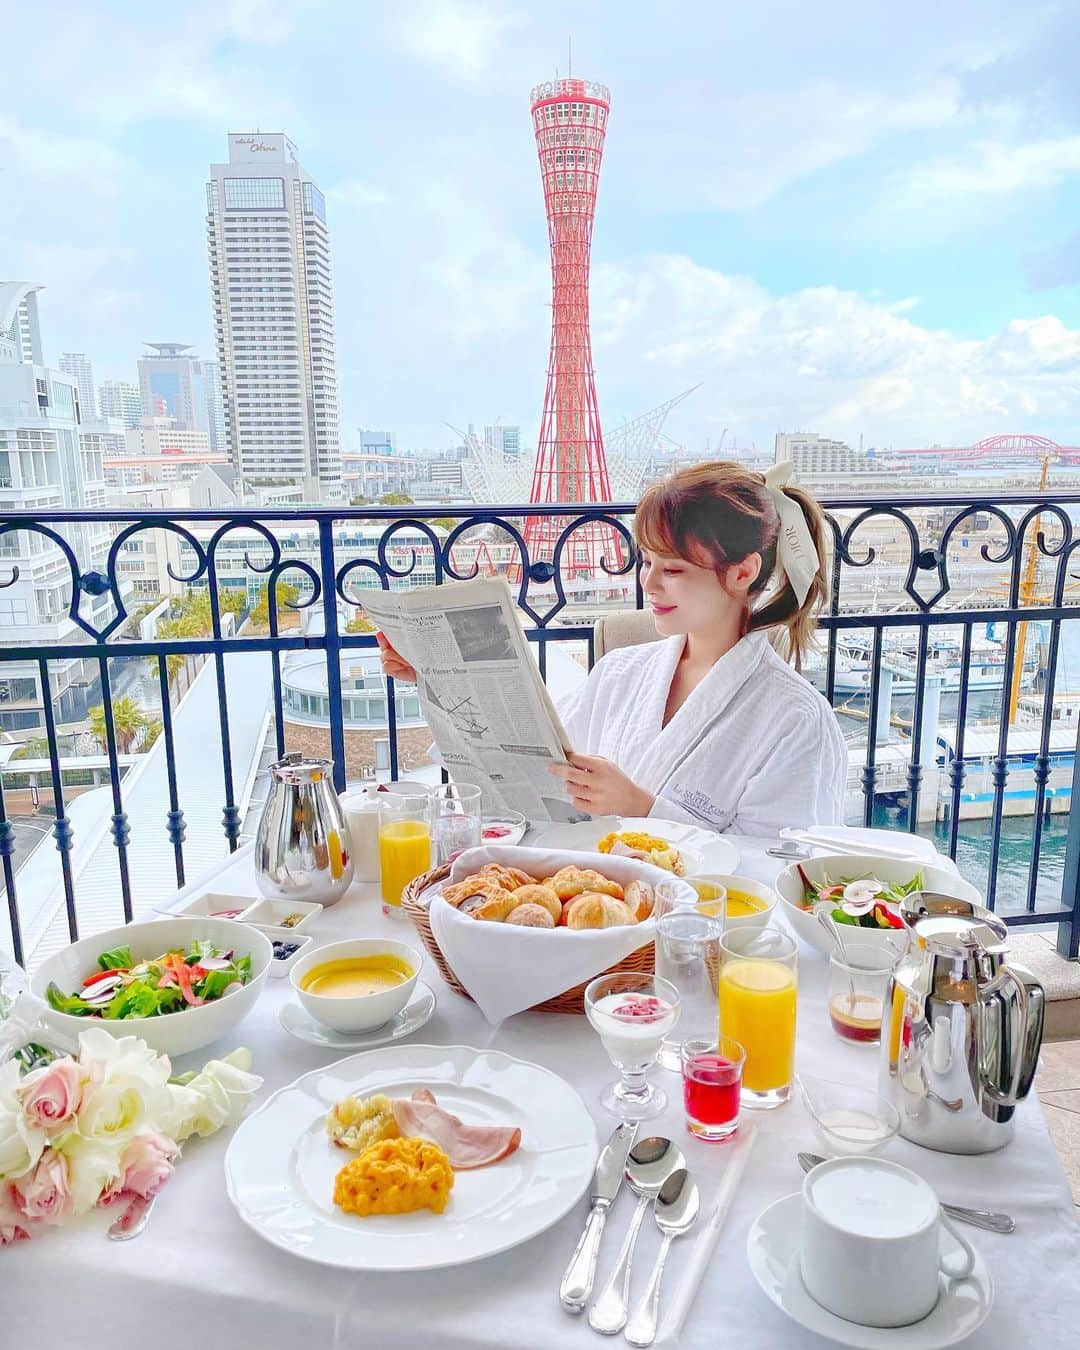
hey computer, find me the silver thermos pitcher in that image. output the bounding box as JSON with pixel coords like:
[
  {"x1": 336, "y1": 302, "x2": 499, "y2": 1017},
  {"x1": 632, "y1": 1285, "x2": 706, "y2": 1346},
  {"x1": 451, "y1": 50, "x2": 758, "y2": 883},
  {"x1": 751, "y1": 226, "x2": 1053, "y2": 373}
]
[
  {"x1": 254, "y1": 753, "x2": 354, "y2": 905},
  {"x1": 879, "y1": 892, "x2": 1045, "y2": 1154}
]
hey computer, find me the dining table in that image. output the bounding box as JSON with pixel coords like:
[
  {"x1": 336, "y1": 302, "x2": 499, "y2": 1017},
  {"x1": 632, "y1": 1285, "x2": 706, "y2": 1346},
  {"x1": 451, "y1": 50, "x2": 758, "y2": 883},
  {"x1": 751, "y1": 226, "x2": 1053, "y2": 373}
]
[{"x1": 6, "y1": 832, "x2": 1080, "y2": 1350}]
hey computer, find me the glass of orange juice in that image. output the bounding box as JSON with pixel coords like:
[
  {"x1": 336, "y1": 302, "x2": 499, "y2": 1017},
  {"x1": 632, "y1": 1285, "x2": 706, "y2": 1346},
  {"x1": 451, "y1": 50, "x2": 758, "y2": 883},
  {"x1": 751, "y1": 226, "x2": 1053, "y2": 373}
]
[
  {"x1": 378, "y1": 791, "x2": 432, "y2": 916},
  {"x1": 718, "y1": 928, "x2": 797, "y2": 1108}
]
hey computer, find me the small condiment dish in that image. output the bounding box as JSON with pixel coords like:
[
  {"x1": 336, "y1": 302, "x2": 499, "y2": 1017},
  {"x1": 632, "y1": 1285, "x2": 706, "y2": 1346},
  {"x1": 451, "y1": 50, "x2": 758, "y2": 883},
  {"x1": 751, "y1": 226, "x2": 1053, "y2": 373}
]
[
  {"x1": 240, "y1": 897, "x2": 323, "y2": 932},
  {"x1": 289, "y1": 937, "x2": 422, "y2": 1032},
  {"x1": 251, "y1": 924, "x2": 315, "y2": 979},
  {"x1": 170, "y1": 891, "x2": 257, "y2": 921},
  {"x1": 797, "y1": 1074, "x2": 900, "y2": 1156}
]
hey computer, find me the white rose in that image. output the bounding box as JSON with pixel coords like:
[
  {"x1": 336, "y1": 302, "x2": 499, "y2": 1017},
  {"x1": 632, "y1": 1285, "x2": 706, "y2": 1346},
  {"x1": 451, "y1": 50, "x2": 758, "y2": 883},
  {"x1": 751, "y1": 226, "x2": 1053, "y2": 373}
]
[
  {"x1": 0, "y1": 1060, "x2": 46, "y2": 1181},
  {"x1": 76, "y1": 1029, "x2": 174, "y2": 1145},
  {"x1": 166, "y1": 1048, "x2": 262, "y2": 1142},
  {"x1": 51, "y1": 1130, "x2": 125, "y2": 1215}
]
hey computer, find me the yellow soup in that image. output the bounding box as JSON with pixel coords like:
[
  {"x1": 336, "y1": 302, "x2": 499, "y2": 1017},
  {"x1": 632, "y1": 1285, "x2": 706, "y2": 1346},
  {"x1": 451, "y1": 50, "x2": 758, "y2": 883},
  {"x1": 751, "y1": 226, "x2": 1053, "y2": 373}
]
[
  {"x1": 725, "y1": 889, "x2": 769, "y2": 919},
  {"x1": 301, "y1": 955, "x2": 414, "y2": 998}
]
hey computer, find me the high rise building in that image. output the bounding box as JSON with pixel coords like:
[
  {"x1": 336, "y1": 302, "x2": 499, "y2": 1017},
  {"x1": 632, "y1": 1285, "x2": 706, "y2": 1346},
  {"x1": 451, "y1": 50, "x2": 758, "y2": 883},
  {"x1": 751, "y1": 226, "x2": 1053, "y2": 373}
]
[
  {"x1": 0, "y1": 283, "x2": 124, "y2": 732},
  {"x1": 484, "y1": 424, "x2": 521, "y2": 460},
  {"x1": 98, "y1": 380, "x2": 142, "y2": 427},
  {"x1": 202, "y1": 358, "x2": 226, "y2": 453},
  {"x1": 523, "y1": 79, "x2": 618, "y2": 574},
  {"x1": 137, "y1": 342, "x2": 209, "y2": 432},
  {"x1": 59, "y1": 353, "x2": 96, "y2": 421},
  {"x1": 359, "y1": 429, "x2": 396, "y2": 456},
  {"x1": 206, "y1": 133, "x2": 342, "y2": 501}
]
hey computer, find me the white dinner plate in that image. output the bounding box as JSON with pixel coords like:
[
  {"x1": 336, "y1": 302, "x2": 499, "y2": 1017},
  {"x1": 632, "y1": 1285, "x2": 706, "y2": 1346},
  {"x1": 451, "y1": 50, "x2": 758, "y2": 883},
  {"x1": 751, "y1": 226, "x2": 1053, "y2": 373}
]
[
  {"x1": 528, "y1": 815, "x2": 737, "y2": 875},
  {"x1": 225, "y1": 1043, "x2": 598, "y2": 1271},
  {"x1": 278, "y1": 981, "x2": 436, "y2": 1049},
  {"x1": 746, "y1": 1193, "x2": 994, "y2": 1349}
]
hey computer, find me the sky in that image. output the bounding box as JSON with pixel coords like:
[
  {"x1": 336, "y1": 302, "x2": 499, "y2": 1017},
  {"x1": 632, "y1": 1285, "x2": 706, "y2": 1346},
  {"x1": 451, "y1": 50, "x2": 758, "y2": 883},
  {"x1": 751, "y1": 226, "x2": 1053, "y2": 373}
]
[{"x1": 3, "y1": 0, "x2": 1080, "y2": 457}]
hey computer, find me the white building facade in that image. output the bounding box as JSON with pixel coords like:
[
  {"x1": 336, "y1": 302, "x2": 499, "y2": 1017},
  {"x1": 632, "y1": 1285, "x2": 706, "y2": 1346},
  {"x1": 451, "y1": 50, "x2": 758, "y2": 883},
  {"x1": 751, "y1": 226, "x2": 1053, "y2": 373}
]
[
  {"x1": 59, "y1": 353, "x2": 96, "y2": 420},
  {"x1": 0, "y1": 283, "x2": 126, "y2": 734},
  {"x1": 206, "y1": 133, "x2": 342, "y2": 502},
  {"x1": 98, "y1": 380, "x2": 142, "y2": 427}
]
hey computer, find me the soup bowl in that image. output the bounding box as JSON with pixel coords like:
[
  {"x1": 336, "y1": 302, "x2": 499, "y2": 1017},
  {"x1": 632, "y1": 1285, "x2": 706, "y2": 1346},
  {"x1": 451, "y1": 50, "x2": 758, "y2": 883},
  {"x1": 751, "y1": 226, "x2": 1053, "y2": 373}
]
[
  {"x1": 685, "y1": 873, "x2": 776, "y2": 934},
  {"x1": 290, "y1": 937, "x2": 421, "y2": 1032}
]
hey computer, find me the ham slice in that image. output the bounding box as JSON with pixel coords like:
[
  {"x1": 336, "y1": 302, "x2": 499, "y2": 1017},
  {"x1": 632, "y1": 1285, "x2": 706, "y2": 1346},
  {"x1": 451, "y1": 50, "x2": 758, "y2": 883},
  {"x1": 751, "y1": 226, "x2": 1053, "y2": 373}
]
[
  {"x1": 391, "y1": 1089, "x2": 521, "y2": 1169},
  {"x1": 608, "y1": 841, "x2": 651, "y2": 860}
]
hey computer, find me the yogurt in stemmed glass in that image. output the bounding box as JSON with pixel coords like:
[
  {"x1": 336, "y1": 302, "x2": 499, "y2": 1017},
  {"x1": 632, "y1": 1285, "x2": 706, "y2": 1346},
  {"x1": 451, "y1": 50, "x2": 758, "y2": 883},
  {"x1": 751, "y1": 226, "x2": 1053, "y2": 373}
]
[{"x1": 585, "y1": 972, "x2": 681, "y2": 1120}]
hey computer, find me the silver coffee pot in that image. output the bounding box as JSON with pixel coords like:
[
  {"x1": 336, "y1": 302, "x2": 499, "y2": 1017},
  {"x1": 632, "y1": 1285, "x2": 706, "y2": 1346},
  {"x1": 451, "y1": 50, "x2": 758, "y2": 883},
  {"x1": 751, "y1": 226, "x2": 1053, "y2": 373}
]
[
  {"x1": 254, "y1": 753, "x2": 354, "y2": 906},
  {"x1": 879, "y1": 892, "x2": 1044, "y2": 1154}
]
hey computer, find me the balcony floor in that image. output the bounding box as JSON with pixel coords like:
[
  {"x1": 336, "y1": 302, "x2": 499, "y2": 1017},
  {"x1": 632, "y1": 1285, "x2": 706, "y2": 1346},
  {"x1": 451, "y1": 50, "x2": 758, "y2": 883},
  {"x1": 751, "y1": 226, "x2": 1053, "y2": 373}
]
[{"x1": 1038, "y1": 1040, "x2": 1080, "y2": 1212}]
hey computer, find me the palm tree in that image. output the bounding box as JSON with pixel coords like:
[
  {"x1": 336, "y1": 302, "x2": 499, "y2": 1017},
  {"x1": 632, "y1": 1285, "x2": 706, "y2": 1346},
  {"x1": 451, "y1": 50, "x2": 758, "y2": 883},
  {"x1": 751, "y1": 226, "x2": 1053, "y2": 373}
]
[{"x1": 88, "y1": 697, "x2": 148, "y2": 755}]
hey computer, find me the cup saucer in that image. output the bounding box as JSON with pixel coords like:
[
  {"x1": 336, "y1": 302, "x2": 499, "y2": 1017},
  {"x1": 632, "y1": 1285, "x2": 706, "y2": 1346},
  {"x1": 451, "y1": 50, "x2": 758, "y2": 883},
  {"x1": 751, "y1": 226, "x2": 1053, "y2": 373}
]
[
  {"x1": 279, "y1": 981, "x2": 436, "y2": 1049},
  {"x1": 746, "y1": 1193, "x2": 993, "y2": 1349}
]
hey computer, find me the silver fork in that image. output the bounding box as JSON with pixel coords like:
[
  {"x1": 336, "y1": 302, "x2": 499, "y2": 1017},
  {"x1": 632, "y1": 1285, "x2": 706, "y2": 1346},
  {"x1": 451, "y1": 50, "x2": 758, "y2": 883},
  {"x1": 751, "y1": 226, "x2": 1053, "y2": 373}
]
[{"x1": 797, "y1": 1153, "x2": 1015, "y2": 1234}]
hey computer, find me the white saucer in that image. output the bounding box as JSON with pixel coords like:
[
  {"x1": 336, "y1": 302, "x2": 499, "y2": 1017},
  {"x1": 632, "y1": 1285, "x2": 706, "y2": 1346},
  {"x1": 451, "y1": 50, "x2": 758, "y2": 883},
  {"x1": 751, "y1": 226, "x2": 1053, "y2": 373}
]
[
  {"x1": 746, "y1": 1193, "x2": 994, "y2": 1349},
  {"x1": 278, "y1": 981, "x2": 436, "y2": 1049}
]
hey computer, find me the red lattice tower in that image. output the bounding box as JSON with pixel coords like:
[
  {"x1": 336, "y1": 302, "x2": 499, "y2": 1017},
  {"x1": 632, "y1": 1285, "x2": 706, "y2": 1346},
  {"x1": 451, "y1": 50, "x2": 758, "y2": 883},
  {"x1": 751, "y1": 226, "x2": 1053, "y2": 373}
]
[{"x1": 523, "y1": 77, "x2": 622, "y2": 578}]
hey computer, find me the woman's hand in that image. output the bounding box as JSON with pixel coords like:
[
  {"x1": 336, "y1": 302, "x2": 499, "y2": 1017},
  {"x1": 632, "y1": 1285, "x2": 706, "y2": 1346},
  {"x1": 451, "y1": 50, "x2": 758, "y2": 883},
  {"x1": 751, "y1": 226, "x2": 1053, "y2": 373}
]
[
  {"x1": 375, "y1": 631, "x2": 417, "y2": 684},
  {"x1": 548, "y1": 754, "x2": 655, "y2": 817}
]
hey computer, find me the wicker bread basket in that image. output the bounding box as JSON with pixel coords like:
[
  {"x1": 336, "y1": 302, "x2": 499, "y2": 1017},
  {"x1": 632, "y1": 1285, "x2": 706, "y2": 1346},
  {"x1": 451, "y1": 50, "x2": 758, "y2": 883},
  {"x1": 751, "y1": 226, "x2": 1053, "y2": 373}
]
[{"x1": 401, "y1": 863, "x2": 655, "y2": 1016}]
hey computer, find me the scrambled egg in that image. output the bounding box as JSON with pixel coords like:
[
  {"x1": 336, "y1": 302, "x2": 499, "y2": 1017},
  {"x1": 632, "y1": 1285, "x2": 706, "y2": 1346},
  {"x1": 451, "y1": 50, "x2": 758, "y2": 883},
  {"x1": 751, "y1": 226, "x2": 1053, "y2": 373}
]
[
  {"x1": 596, "y1": 831, "x2": 685, "y2": 876},
  {"x1": 333, "y1": 1137, "x2": 454, "y2": 1217},
  {"x1": 326, "y1": 1093, "x2": 400, "y2": 1152}
]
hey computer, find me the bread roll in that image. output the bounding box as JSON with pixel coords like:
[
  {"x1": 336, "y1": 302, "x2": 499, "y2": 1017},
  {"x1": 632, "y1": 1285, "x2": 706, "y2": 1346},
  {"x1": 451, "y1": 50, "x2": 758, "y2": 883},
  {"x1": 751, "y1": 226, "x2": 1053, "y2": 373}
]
[
  {"x1": 550, "y1": 866, "x2": 625, "y2": 901},
  {"x1": 565, "y1": 892, "x2": 636, "y2": 930},
  {"x1": 511, "y1": 883, "x2": 561, "y2": 922},
  {"x1": 624, "y1": 880, "x2": 655, "y2": 923},
  {"x1": 506, "y1": 903, "x2": 556, "y2": 929}
]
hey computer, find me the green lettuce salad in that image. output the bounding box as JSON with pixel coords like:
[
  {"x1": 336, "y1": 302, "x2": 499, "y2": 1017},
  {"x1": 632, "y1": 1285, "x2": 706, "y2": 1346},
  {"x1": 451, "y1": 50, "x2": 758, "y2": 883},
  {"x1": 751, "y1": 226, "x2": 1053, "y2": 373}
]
[{"x1": 46, "y1": 941, "x2": 252, "y2": 1019}]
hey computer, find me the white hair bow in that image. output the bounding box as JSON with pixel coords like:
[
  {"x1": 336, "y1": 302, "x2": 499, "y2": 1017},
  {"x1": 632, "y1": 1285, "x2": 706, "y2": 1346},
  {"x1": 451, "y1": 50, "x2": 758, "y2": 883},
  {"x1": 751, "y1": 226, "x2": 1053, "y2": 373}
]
[{"x1": 762, "y1": 461, "x2": 819, "y2": 606}]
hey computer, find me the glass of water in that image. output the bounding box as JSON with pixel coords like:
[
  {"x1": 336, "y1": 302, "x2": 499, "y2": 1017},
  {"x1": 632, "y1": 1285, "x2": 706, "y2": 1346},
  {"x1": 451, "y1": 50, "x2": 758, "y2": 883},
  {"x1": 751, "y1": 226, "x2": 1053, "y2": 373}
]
[
  {"x1": 431, "y1": 782, "x2": 483, "y2": 865},
  {"x1": 654, "y1": 909, "x2": 723, "y2": 1072}
]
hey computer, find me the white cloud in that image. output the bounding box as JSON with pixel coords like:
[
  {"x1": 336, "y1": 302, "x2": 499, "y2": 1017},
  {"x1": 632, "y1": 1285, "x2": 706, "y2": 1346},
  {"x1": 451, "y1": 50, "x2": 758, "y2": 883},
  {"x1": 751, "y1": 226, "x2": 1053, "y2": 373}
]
[
  {"x1": 901, "y1": 135, "x2": 1080, "y2": 199},
  {"x1": 391, "y1": 0, "x2": 522, "y2": 80}
]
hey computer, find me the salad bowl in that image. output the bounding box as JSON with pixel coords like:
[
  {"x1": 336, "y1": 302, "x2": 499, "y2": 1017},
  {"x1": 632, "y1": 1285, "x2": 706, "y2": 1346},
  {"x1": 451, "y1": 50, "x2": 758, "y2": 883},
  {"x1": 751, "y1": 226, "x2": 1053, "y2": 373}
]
[
  {"x1": 774, "y1": 854, "x2": 981, "y2": 958},
  {"x1": 31, "y1": 917, "x2": 273, "y2": 1059}
]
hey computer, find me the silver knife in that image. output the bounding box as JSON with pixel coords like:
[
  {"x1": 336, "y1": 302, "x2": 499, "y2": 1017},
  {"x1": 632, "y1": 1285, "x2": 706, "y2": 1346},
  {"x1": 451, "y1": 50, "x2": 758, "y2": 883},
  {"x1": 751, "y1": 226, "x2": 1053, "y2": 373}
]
[{"x1": 560, "y1": 1119, "x2": 639, "y2": 1313}]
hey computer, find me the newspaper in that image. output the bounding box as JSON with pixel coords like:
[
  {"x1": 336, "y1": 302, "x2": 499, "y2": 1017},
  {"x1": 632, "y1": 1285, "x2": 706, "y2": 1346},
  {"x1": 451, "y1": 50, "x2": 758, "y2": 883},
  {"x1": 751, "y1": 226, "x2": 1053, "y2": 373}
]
[{"x1": 358, "y1": 578, "x2": 587, "y2": 823}]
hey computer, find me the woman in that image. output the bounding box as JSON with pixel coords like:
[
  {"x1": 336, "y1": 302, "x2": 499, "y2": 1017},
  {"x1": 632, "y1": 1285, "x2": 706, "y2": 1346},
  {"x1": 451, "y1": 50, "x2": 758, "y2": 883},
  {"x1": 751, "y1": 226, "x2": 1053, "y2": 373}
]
[{"x1": 377, "y1": 460, "x2": 847, "y2": 836}]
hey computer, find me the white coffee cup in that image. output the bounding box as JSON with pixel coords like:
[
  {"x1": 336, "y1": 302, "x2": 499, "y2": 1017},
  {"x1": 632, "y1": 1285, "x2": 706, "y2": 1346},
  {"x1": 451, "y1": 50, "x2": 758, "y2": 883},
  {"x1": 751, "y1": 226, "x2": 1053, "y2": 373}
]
[{"x1": 800, "y1": 1157, "x2": 977, "y2": 1327}]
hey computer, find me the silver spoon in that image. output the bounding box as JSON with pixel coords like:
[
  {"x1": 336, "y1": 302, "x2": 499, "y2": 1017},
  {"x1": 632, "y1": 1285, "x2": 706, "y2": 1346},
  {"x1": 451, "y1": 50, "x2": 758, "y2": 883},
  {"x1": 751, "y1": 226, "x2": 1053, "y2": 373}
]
[
  {"x1": 624, "y1": 1168, "x2": 700, "y2": 1347},
  {"x1": 106, "y1": 1193, "x2": 156, "y2": 1241},
  {"x1": 588, "y1": 1137, "x2": 685, "y2": 1336},
  {"x1": 796, "y1": 1153, "x2": 1015, "y2": 1234}
]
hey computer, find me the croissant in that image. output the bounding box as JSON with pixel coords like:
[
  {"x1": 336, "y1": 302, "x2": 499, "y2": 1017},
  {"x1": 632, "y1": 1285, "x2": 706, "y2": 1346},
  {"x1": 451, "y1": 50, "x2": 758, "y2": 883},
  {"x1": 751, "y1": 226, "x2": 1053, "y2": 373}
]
[
  {"x1": 565, "y1": 892, "x2": 636, "y2": 929},
  {"x1": 479, "y1": 863, "x2": 536, "y2": 891},
  {"x1": 510, "y1": 883, "x2": 561, "y2": 922},
  {"x1": 550, "y1": 866, "x2": 625, "y2": 901},
  {"x1": 444, "y1": 875, "x2": 497, "y2": 908}
]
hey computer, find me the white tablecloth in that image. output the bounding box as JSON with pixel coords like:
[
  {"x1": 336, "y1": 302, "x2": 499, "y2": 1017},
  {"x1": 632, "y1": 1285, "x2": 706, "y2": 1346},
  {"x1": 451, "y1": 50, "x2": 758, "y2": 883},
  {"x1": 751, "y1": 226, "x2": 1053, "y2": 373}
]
[{"x1": 6, "y1": 839, "x2": 1080, "y2": 1349}]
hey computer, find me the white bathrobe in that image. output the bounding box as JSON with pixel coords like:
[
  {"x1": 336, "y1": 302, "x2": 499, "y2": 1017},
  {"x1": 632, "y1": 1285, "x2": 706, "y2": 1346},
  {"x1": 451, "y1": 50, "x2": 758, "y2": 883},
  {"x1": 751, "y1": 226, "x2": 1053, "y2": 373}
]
[{"x1": 557, "y1": 631, "x2": 847, "y2": 836}]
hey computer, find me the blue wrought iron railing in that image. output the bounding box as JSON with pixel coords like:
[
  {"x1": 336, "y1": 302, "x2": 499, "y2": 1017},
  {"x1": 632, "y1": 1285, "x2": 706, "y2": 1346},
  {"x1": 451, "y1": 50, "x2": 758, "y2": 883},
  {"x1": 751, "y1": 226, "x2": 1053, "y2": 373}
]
[{"x1": 2, "y1": 493, "x2": 1079, "y2": 965}]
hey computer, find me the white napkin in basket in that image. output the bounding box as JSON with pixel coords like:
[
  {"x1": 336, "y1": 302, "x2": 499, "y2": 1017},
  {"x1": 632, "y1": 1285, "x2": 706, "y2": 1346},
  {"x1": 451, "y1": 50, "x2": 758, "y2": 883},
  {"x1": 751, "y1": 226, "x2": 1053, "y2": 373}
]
[{"x1": 427, "y1": 845, "x2": 697, "y2": 1024}]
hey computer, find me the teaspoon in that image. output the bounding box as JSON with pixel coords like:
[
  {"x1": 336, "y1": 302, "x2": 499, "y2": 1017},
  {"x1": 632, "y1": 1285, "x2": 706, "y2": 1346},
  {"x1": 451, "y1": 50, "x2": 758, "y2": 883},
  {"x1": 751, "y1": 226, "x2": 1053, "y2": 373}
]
[
  {"x1": 588, "y1": 1137, "x2": 685, "y2": 1336},
  {"x1": 625, "y1": 1168, "x2": 700, "y2": 1347}
]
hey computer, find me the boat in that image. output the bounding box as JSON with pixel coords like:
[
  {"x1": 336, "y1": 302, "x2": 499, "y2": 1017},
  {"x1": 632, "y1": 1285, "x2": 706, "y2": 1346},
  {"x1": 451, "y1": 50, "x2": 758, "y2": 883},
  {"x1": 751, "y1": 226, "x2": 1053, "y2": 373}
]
[{"x1": 808, "y1": 629, "x2": 1040, "y2": 696}]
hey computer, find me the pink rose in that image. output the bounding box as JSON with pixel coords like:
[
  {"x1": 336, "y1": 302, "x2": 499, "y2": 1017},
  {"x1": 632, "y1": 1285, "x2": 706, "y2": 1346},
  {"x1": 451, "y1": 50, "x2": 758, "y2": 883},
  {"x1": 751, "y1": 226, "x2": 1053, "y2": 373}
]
[
  {"x1": 13, "y1": 1152, "x2": 74, "y2": 1226},
  {"x1": 17, "y1": 1060, "x2": 83, "y2": 1133},
  {"x1": 115, "y1": 1132, "x2": 177, "y2": 1200},
  {"x1": 0, "y1": 1180, "x2": 32, "y2": 1245}
]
